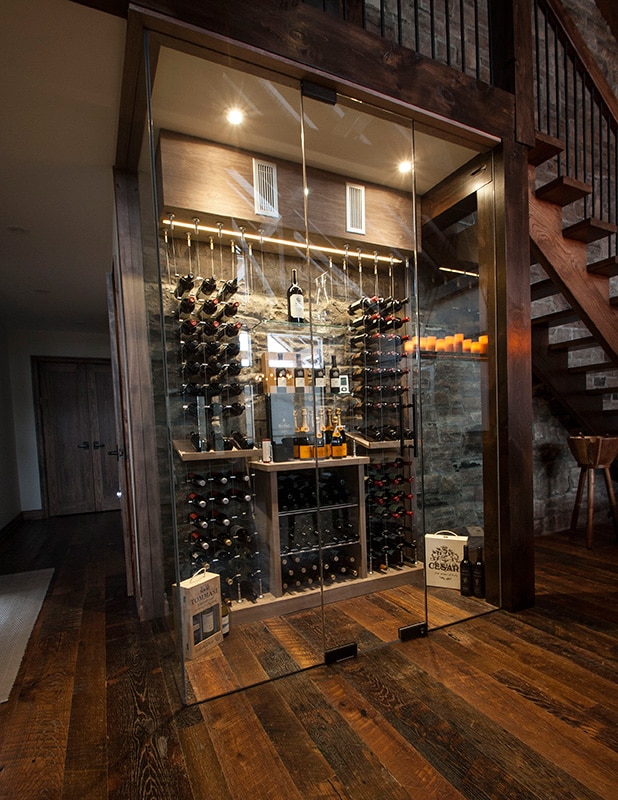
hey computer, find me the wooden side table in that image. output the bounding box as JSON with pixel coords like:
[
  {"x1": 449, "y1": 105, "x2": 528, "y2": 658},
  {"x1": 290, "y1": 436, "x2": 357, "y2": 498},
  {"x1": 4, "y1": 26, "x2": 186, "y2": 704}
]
[{"x1": 568, "y1": 436, "x2": 618, "y2": 549}]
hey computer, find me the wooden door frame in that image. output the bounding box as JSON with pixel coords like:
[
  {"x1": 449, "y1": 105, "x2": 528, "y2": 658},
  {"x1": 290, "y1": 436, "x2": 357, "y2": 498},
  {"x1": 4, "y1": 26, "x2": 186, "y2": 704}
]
[{"x1": 32, "y1": 356, "x2": 113, "y2": 519}]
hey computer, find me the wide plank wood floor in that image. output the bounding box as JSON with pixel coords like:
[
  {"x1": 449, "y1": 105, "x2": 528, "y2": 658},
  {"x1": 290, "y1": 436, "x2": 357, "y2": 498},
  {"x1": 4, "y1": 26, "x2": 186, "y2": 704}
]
[{"x1": 0, "y1": 511, "x2": 617, "y2": 799}]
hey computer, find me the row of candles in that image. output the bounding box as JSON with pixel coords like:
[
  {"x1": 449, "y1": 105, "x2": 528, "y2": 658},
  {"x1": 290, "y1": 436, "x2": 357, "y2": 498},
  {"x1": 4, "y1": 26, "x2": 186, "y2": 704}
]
[{"x1": 403, "y1": 333, "x2": 488, "y2": 354}]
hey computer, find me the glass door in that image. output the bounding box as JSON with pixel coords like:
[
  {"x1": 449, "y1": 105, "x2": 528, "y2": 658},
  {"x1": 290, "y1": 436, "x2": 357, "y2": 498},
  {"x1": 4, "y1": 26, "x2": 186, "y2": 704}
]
[
  {"x1": 300, "y1": 90, "x2": 426, "y2": 653},
  {"x1": 416, "y1": 151, "x2": 499, "y2": 628}
]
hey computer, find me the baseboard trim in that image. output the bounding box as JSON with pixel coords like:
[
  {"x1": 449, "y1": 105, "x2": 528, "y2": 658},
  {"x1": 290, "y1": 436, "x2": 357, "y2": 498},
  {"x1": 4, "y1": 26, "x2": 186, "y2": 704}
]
[
  {"x1": 0, "y1": 512, "x2": 25, "y2": 542},
  {"x1": 22, "y1": 510, "x2": 44, "y2": 521}
]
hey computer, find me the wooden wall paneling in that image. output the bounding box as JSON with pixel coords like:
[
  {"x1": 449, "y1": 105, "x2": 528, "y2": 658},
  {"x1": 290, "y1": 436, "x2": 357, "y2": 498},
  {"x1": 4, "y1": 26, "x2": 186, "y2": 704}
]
[
  {"x1": 113, "y1": 168, "x2": 166, "y2": 621},
  {"x1": 157, "y1": 131, "x2": 415, "y2": 251},
  {"x1": 88, "y1": 363, "x2": 123, "y2": 512},
  {"x1": 492, "y1": 141, "x2": 535, "y2": 612}
]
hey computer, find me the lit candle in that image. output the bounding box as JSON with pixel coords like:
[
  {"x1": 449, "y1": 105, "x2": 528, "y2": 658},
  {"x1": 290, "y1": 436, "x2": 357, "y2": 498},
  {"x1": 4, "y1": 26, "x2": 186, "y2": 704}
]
[
  {"x1": 454, "y1": 333, "x2": 464, "y2": 353},
  {"x1": 436, "y1": 338, "x2": 446, "y2": 352},
  {"x1": 471, "y1": 341, "x2": 481, "y2": 354},
  {"x1": 426, "y1": 336, "x2": 437, "y2": 352},
  {"x1": 479, "y1": 334, "x2": 488, "y2": 354},
  {"x1": 444, "y1": 336, "x2": 454, "y2": 352},
  {"x1": 463, "y1": 339, "x2": 472, "y2": 353},
  {"x1": 419, "y1": 337, "x2": 427, "y2": 351}
]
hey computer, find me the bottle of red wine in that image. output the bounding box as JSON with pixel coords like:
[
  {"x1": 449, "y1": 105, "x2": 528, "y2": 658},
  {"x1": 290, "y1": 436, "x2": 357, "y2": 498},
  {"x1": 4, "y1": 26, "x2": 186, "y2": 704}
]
[
  {"x1": 473, "y1": 546, "x2": 486, "y2": 598},
  {"x1": 329, "y1": 355, "x2": 340, "y2": 394},
  {"x1": 174, "y1": 273, "x2": 195, "y2": 298},
  {"x1": 460, "y1": 545, "x2": 473, "y2": 596},
  {"x1": 287, "y1": 269, "x2": 304, "y2": 323}
]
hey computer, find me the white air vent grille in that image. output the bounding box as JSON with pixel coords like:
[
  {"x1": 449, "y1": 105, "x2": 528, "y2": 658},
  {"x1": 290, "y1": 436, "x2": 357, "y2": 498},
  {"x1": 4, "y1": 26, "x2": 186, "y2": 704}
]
[
  {"x1": 253, "y1": 159, "x2": 279, "y2": 217},
  {"x1": 346, "y1": 183, "x2": 365, "y2": 234}
]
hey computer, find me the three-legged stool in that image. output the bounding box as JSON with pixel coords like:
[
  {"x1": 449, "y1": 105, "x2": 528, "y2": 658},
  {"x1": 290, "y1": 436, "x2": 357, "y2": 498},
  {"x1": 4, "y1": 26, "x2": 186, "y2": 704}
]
[{"x1": 567, "y1": 435, "x2": 618, "y2": 549}]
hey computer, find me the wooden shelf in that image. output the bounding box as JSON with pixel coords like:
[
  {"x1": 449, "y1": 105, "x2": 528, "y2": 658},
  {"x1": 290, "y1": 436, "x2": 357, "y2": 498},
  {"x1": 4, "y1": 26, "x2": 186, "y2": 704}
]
[
  {"x1": 347, "y1": 431, "x2": 414, "y2": 450},
  {"x1": 229, "y1": 562, "x2": 423, "y2": 624},
  {"x1": 252, "y1": 455, "x2": 369, "y2": 472},
  {"x1": 173, "y1": 440, "x2": 258, "y2": 461}
]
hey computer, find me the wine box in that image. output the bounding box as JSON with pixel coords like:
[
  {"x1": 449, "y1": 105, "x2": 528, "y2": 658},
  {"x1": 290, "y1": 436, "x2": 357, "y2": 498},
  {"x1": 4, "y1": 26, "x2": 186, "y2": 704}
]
[
  {"x1": 174, "y1": 570, "x2": 223, "y2": 658},
  {"x1": 424, "y1": 530, "x2": 468, "y2": 589}
]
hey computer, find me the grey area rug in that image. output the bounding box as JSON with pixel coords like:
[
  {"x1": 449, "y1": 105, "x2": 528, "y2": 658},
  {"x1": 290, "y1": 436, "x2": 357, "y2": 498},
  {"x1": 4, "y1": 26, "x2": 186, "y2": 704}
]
[{"x1": 0, "y1": 569, "x2": 54, "y2": 703}]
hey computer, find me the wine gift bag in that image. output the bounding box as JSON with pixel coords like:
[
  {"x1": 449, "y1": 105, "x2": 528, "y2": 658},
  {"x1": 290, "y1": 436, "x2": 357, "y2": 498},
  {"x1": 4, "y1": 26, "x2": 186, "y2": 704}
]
[
  {"x1": 424, "y1": 529, "x2": 469, "y2": 589},
  {"x1": 175, "y1": 569, "x2": 223, "y2": 658}
]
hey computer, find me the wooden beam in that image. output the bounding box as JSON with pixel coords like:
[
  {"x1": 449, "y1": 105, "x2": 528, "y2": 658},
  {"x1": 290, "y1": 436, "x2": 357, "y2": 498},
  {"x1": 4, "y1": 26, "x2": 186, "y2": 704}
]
[{"x1": 492, "y1": 141, "x2": 535, "y2": 612}]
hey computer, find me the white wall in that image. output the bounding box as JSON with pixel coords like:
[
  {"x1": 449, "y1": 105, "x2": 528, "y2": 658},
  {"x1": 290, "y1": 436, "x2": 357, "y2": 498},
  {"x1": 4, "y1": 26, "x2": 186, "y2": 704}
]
[
  {"x1": 7, "y1": 327, "x2": 112, "y2": 512},
  {"x1": 0, "y1": 323, "x2": 20, "y2": 529}
]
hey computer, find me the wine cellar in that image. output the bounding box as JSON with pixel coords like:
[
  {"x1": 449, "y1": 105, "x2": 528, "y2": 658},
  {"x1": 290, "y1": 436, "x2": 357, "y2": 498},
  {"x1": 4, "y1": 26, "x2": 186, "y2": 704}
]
[{"x1": 137, "y1": 44, "x2": 500, "y2": 699}]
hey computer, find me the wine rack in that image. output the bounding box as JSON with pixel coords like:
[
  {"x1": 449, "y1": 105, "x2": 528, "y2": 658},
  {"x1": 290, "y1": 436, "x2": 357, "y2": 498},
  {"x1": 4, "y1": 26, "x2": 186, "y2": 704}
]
[{"x1": 252, "y1": 457, "x2": 369, "y2": 597}]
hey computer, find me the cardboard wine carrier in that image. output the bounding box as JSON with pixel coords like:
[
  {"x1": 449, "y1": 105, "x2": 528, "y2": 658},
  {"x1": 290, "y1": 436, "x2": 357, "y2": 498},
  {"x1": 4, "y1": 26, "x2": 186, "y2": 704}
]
[
  {"x1": 175, "y1": 569, "x2": 223, "y2": 659},
  {"x1": 424, "y1": 529, "x2": 468, "y2": 589}
]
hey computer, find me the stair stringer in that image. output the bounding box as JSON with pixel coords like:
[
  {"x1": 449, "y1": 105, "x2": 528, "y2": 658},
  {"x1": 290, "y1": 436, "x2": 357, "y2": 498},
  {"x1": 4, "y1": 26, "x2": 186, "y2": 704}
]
[{"x1": 528, "y1": 167, "x2": 618, "y2": 367}]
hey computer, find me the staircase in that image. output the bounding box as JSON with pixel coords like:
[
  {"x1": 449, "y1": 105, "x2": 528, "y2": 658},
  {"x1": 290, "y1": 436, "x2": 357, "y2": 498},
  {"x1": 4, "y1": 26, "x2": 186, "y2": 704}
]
[{"x1": 528, "y1": 0, "x2": 618, "y2": 436}]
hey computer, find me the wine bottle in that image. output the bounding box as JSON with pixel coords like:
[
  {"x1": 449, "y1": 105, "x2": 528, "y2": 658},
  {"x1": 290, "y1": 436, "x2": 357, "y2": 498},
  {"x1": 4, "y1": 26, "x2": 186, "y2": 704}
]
[
  {"x1": 188, "y1": 472, "x2": 207, "y2": 487},
  {"x1": 200, "y1": 297, "x2": 219, "y2": 316},
  {"x1": 293, "y1": 354, "x2": 306, "y2": 390},
  {"x1": 473, "y1": 546, "x2": 486, "y2": 598},
  {"x1": 188, "y1": 511, "x2": 209, "y2": 530},
  {"x1": 347, "y1": 295, "x2": 381, "y2": 315},
  {"x1": 174, "y1": 295, "x2": 196, "y2": 318},
  {"x1": 216, "y1": 321, "x2": 242, "y2": 339},
  {"x1": 330, "y1": 409, "x2": 347, "y2": 458},
  {"x1": 460, "y1": 545, "x2": 473, "y2": 596},
  {"x1": 313, "y1": 365, "x2": 326, "y2": 390},
  {"x1": 180, "y1": 318, "x2": 199, "y2": 336},
  {"x1": 214, "y1": 300, "x2": 240, "y2": 321},
  {"x1": 222, "y1": 402, "x2": 245, "y2": 417},
  {"x1": 216, "y1": 277, "x2": 239, "y2": 301},
  {"x1": 187, "y1": 492, "x2": 208, "y2": 508},
  {"x1": 380, "y1": 296, "x2": 409, "y2": 314},
  {"x1": 287, "y1": 268, "x2": 304, "y2": 323},
  {"x1": 328, "y1": 355, "x2": 340, "y2": 394},
  {"x1": 198, "y1": 276, "x2": 217, "y2": 296},
  {"x1": 174, "y1": 273, "x2": 195, "y2": 298},
  {"x1": 221, "y1": 600, "x2": 230, "y2": 636}
]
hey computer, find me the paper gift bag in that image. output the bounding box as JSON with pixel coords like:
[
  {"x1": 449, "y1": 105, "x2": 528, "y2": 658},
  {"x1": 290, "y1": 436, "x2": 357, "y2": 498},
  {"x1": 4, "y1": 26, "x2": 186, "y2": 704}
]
[
  {"x1": 424, "y1": 529, "x2": 468, "y2": 589},
  {"x1": 175, "y1": 569, "x2": 223, "y2": 659}
]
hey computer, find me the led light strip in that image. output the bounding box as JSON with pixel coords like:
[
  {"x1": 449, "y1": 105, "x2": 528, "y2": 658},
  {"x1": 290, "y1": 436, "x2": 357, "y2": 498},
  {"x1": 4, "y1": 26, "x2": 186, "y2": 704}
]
[{"x1": 162, "y1": 217, "x2": 404, "y2": 265}]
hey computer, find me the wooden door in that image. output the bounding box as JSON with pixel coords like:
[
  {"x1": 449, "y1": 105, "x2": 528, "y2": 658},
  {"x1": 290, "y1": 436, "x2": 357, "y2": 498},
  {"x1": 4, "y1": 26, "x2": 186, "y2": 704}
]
[{"x1": 37, "y1": 359, "x2": 121, "y2": 516}]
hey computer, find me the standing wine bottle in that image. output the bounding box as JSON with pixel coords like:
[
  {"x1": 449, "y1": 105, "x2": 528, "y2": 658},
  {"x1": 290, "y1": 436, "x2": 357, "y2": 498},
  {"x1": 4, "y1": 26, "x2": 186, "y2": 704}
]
[
  {"x1": 473, "y1": 546, "x2": 486, "y2": 598},
  {"x1": 287, "y1": 268, "x2": 304, "y2": 323},
  {"x1": 460, "y1": 545, "x2": 473, "y2": 596},
  {"x1": 329, "y1": 355, "x2": 340, "y2": 394},
  {"x1": 293, "y1": 354, "x2": 306, "y2": 390}
]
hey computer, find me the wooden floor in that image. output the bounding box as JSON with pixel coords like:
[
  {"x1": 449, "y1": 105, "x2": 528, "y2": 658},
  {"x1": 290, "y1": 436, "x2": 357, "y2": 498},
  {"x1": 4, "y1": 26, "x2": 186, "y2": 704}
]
[{"x1": 0, "y1": 512, "x2": 617, "y2": 799}]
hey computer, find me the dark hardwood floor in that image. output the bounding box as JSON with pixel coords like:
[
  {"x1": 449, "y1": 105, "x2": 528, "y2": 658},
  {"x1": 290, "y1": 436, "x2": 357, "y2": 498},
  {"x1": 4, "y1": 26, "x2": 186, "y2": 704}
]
[{"x1": 0, "y1": 511, "x2": 617, "y2": 799}]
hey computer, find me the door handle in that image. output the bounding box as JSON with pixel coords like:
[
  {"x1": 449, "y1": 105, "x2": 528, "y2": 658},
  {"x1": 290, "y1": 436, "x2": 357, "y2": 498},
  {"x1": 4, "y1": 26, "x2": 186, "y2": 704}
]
[
  {"x1": 108, "y1": 447, "x2": 125, "y2": 460},
  {"x1": 77, "y1": 441, "x2": 90, "y2": 449},
  {"x1": 92, "y1": 441, "x2": 105, "y2": 449}
]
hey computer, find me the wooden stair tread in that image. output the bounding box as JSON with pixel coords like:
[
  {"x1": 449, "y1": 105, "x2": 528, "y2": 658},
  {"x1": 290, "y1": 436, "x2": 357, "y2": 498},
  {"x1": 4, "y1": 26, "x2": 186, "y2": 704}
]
[
  {"x1": 587, "y1": 256, "x2": 618, "y2": 277},
  {"x1": 532, "y1": 307, "x2": 579, "y2": 326},
  {"x1": 563, "y1": 217, "x2": 618, "y2": 243},
  {"x1": 587, "y1": 385, "x2": 618, "y2": 395},
  {"x1": 535, "y1": 176, "x2": 592, "y2": 207},
  {"x1": 530, "y1": 278, "x2": 559, "y2": 301},
  {"x1": 568, "y1": 361, "x2": 617, "y2": 374},
  {"x1": 548, "y1": 335, "x2": 596, "y2": 352},
  {"x1": 528, "y1": 131, "x2": 564, "y2": 166}
]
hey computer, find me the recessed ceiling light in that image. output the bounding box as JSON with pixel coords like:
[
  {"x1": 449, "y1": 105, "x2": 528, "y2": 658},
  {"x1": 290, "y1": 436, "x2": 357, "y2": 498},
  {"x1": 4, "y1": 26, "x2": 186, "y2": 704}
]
[
  {"x1": 226, "y1": 108, "x2": 244, "y2": 125},
  {"x1": 398, "y1": 160, "x2": 412, "y2": 174}
]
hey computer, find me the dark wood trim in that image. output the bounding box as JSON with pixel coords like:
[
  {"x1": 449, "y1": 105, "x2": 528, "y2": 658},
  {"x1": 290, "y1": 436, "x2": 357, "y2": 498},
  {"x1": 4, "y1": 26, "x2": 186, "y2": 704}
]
[
  {"x1": 493, "y1": 141, "x2": 535, "y2": 612},
  {"x1": 112, "y1": 168, "x2": 165, "y2": 620},
  {"x1": 116, "y1": 1, "x2": 515, "y2": 170}
]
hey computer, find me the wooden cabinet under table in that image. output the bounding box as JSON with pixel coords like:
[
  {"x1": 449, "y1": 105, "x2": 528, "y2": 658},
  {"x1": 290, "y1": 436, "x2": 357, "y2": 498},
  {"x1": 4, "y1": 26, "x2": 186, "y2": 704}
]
[{"x1": 253, "y1": 455, "x2": 369, "y2": 590}]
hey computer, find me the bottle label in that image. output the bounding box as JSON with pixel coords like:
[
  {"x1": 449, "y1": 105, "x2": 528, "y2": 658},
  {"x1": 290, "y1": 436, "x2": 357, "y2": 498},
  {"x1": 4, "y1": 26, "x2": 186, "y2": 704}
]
[
  {"x1": 262, "y1": 439, "x2": 273, "y2": 463},
  {"x1": 289, "y1": 294, "x2": 304, "y2": 319}
]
